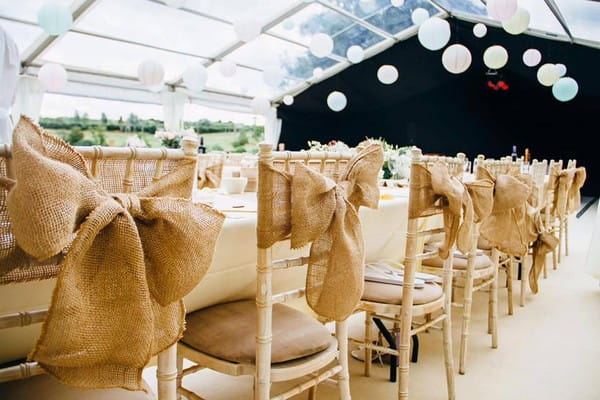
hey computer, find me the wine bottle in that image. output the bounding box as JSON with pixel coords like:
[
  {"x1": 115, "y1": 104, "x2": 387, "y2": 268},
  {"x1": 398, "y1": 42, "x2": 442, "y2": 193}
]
[
  {"x1": 524, "y1": 148, "x2": 530, "y2": 164},
  {"x1": 198, "y1": 136, "x2": 206, "y2": 154},
  {"x1": 511, "y1": 145, "x2": 517, "y2": 162}
]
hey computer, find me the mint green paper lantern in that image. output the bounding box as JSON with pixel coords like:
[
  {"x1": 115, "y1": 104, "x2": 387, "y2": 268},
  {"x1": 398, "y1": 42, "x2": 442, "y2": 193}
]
[
  {"x1": 37, "y1": 2, "x2": 72, "y2": 35},
  {"x1": 552, "y1": 77, "x2": 578, "y2": 102}
]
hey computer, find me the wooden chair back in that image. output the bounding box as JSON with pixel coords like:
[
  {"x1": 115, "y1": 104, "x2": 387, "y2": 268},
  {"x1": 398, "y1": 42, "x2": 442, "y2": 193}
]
[
  {"x1": 530, "y1": 159, "x2": 548, "y2": 209},
  {"x1": 255, "y1": 143, "x2": 356, "y2": 400},
  {"x1": 0, "y1": 138, "x2": 198, "y2": 400}
]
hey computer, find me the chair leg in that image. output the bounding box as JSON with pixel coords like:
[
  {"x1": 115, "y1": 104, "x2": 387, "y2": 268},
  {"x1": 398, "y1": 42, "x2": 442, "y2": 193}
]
[
  {"x1": 459, "y1": 272, "x2": 474, "y2": 375},
  {"x1": 520, "y1": 256, "x2": 529, "y2": 307},
  {"x1": 308, "y1": 385, "x2": 318, "y2": 400},
  {"x1": 336, "y1": 321, "x2": 351, "y2": 400},
  {"x1": 176, "y1": 351, "x2": 184, "y2": 400},
  {"x1": 565, "y1": 217, "x2": 569, "y2": 257},
  {"x1": 558, "y1": 219, "x2": 563, "y2": 264},
  {"x1": 157, "y1": 344, "x2": 178, "y2": 400},
  {"x1": 543, "y1": 251, "x2": 548, "y2": 279},
  {"x1": 506, "y1": 258, "x2": 514, "y2": 316},
  {"x1": 491, "y1": 249, "x2": 499, "y2": 349},
  {"x1": 443, "y1": 287, "x2": 456, "y2": 400},
  {"x1": 364, "y1": 311, "x2": 373, "y2": 377}
]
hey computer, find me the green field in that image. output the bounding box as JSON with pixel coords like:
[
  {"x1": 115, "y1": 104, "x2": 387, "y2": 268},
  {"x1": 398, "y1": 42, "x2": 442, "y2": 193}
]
[{"x1": 48, "y1": 129, "x2": 260, "y2": 153}]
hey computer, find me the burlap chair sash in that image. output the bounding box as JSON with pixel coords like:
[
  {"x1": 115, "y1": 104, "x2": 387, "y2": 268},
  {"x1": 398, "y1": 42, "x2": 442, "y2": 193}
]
[
  {"x1": 409, "y1": 162, "x2": 490, "y2": 258},
  {"x1": 0, "y1": 118, "x2": 225, "y2": 391},
  {"x1": 258, "y1": 144, "x2": 383, "y2": 321},
  {"x1": 479, "y1": 168, "x2": 532, "y2": 257},
  {"x1": 198, "y1": 165, "x2": 222, "y2": 189},
  {"x1": 567, "y1": 167, "x2": 586, "y2": 214}
]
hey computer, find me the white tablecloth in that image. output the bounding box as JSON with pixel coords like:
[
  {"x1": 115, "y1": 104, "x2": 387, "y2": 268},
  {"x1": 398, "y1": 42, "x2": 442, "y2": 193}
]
[{"x1": 0, "y1": 188, "x2": 410, "y2": 363}]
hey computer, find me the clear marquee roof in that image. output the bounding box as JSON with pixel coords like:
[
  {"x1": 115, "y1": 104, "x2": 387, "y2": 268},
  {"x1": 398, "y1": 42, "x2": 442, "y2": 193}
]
[{"x1": 1, "y1": 0, "x2": 599, "y2": 113}]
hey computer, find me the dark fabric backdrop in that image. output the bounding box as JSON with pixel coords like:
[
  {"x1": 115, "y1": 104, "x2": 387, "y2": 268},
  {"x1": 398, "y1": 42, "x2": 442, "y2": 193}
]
[{"x1": 278, "y1": 19, "x2": 600, "y2": 195}]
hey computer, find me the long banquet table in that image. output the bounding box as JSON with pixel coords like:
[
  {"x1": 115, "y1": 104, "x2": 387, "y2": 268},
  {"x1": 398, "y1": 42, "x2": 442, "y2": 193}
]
[{"x1": 0, "y1": 187, "x2": 410, "y2": 363}]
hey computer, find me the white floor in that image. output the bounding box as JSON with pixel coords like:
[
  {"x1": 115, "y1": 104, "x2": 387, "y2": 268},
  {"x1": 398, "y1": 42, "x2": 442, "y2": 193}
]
[{"x1": 144, "y1": 204, "x2": 600, "y2": 400}]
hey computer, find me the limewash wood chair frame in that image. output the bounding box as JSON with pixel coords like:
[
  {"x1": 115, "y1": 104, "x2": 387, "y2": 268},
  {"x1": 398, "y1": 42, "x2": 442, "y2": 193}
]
[
  {"x1": 355, "y1": 149, "x2": 463, "y2": 400},
  {"x1": 177, "y1": 144, "x2": 357, "y2": 400},
  {"x1": 0, "y1": 138, "x2": 199, "y2": 400}
]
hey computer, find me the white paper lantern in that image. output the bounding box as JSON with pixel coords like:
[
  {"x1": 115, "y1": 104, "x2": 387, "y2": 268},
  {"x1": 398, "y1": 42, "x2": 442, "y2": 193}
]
[
  {"x1": 147, "y1": 82, "x2": 165, "y2": 93},
  {"x1": 377, "y1": 65, "x2": 398, "y2": 84},
  {"x1": 162, "y1": 0, "x2": 185, "y2": 8},
  {"x1": 502, "y1": 7, "x2": 530, "y2": 35},
  {"x1": 309, "y1": 33, "x2": 334, "y2": 58},
  {"x1": 137, "y1": 59, "x2": 164, "y2": 86},
  {"x1": 487, "y1": 0, "x2": 518, "y2": 22},
  {"x1": 537, "y1": 63, "x2": 560, "y2": 87},
  {"x1": 219, "y1": 60, "x2": 237, "y2": 77},
  {"x1": 313, "y1": 67, "x2": 324, "y2": 78},
  {"x1": 234, "y1": 17, "x2": 261, "y2": 42},
  {"x1": 327, "y1": 91, "x2": 347, "y2": 112},
  {"x1": 411, "y1": 8, "x2": 429, "y2": 25},
  {"x1": 483, "y1": 45, "x2": 508, "y2": 69},
  {"x1": 522, "y1": 48, "x2": 541, "y2": 67},
  {"x1": 418, "y1": 17, "x2": 451, "y2": 51},
  {"x1": 391, "y1": 0, "x2": 405, "y2": 7},
  {"x1": 473, "y1": 23, "x2": 487, "y2": 38},
  {"x1": 38, "y1": 63, "x2": 68, "y2": 91},
  {"x1": 251, "y1": 97, "x2": 271, "y2": 115},
  {"x1": 555, "y1": 63, "x2": 567, "y2": 77},
  {"x1": 442, "y1": 44, "x2": 472, "y2": 74},
  {"x1": 37, "y1": 2, "x2": 73, "y2": 36},
  {"x1": 283, "y1": 95, "x2": 294, "y2": 106},
  {"x1": 552, "y1": 77, "x2": 578, "y2": 102},
  {"x1": 182, "y1": 63, "x2": 207, "y2": 92},
  {"x1": 347, "y1": 45, "x2": 365, "y2": 63},
  {"x1": 263, "y1": 66, "x2": 285, "y2": 87}
]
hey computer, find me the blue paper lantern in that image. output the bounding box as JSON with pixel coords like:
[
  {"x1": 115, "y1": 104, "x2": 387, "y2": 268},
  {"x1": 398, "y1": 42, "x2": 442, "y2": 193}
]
[
  {"x1": 38, "y1": 2, "x2": 72, "y2": 36},
  {"x1": 552, "y1": 77, "x2": 578, "y2": 102}
]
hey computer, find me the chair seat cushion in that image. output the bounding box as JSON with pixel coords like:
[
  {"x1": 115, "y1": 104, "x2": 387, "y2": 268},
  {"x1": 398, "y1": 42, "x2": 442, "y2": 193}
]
[
  {"x1": 181, "y1": 300, "x2": 332, "y2": 364},
  {"x1": 423, "y1": 242, "x2": 492, "y2": 270},
  {"x1": 0, "y1": 375, "x2": 153, "y2": 400},
  {"x1": 362, "y1": 281, "x2": 443, "y2": 305}
]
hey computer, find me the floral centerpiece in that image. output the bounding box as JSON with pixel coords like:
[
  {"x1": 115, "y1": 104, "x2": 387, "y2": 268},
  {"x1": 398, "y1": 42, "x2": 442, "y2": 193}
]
[
  {"x1": 366, "y1": 137, "x2": 416, "y2": 179},
  {"x1": 155, "y1": 128, "x2": 197, "y2": 149},
  {"x1": 307, "y1": 139, "x2": 352, "y2": 153}
]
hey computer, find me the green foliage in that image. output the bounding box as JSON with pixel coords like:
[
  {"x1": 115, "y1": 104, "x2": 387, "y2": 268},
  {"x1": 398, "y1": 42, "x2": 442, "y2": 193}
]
[
  {"x1": 252, "y1": 126, "x2": 264, "y2": 142},
  {"x1": 65, "y1": 127, "x2": 84, "y2": 145},
  {"x1": 232, "y1": 131, "x2": 249, "y2": 147},
  {"x1": 232, "y1": 145, "x2": 247, "y2": 153},
  {"x1": 208, "y1": 144, "x2": 224, "y2": 152},
  {"x1": 90, "y1": 126, "x2": 108, "y2": 146}
]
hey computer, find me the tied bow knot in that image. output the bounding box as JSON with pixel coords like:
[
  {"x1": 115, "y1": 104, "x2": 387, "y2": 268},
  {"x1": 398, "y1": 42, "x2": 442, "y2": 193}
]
[
  {"x1": 274, "y1": 143, "x2": 383, "y2": 321},
  {"x1": 4, "y1": 117, "x2": 225, "y2": 391}
]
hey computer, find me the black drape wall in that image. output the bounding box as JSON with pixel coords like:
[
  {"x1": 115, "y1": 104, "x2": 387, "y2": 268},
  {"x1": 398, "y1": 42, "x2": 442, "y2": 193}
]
[{"x1": 278, "y1": 20, "x2": 600, "y2": 195}]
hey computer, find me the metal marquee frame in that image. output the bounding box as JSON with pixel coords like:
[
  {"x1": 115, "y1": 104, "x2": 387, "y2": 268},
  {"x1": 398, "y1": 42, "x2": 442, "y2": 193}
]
[{"x1": 1, "y1": 0, "x2": 598, "y2": 114}]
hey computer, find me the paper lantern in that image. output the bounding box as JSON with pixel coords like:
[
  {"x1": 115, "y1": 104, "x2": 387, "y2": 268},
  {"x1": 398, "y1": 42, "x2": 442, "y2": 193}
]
[
  {"x1": 473, "y1": 23, "x2": 487, "y2": 38},
  {"x1": 502, "y1": 7, "x2": 530, "y2": 35},
  {"x1": 37, "y1": 2, "x2": 73, "y2": 36},
  {"x1": 263, "y1": 66, "x2": 285, "y2": 87},
  {"x1": 137, "y1": 60, "x2": 164, "y2": 86},
  {"x1": 552, "y1": 77, "x2": 578, "y2": 102},
  {"x1": 219, "y1": 60, "x2": 237, "y2": 77},
  {"x1": 162, "y1": 0, "x2": 185, "y2": 7},
  {"x1": 234, "y1": 17, "x2": 261, "y2": 42},
  {"x1": 411, "y1": 8, "x2": 429, "y2": 25},
  {"x1": 313, "y1": 67, "x2": 324, "y2": 78},
  {"x1": 147, "y1": 82, "x2": 165, "y2": 93},
  {"x1": 283, "y1": 95, "x2": 294, "y2": 106},
  {"x1": 522, "y1": 49, "x2": 541, "y2": 67},
  {"x1": 282, "y1": 19, "x2": 294, "y2": 30},
  {"x1": 309, "y1": 33, "x2": 334, "y2": 58},
  {"x1": 182, "y1": 63, "x2": 207, "y2": 92},
  {"x1": 377, "y1": 65, "x2": 398, "y2": 84},
  {"x1": 556, "y1": 63, "x2": 567, "y2": 77},
  {"x1": 347, "y1": 45, "x2": 364, "y2": 63},
  {"x1": 38, "y1": 63, "x2": 68, "y2": 91},
  {"x1": 418, "y1": 17, "x2": 451, "y2": 51},
  {"x1": 391, "y1": 0, "x2": 405, "y2": 7},
  {"x1": 251, "y1": 97, "x2": 271, "y2": 115},
  {"x1": 487, "y1": 0, "x2": 518, "y2": 22},
  {"x1": 483, "y1": 45, "x2": 508, "y2": 69},
  {"x1": 442, "y1": 44, "x2": 472, "y2": 74},
  {"x1": 327, "y1": 91, "x2": 347, "y2": 112},
  {"x1": 537, "y1": 64, "x2": 560, "y2": 87}
]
